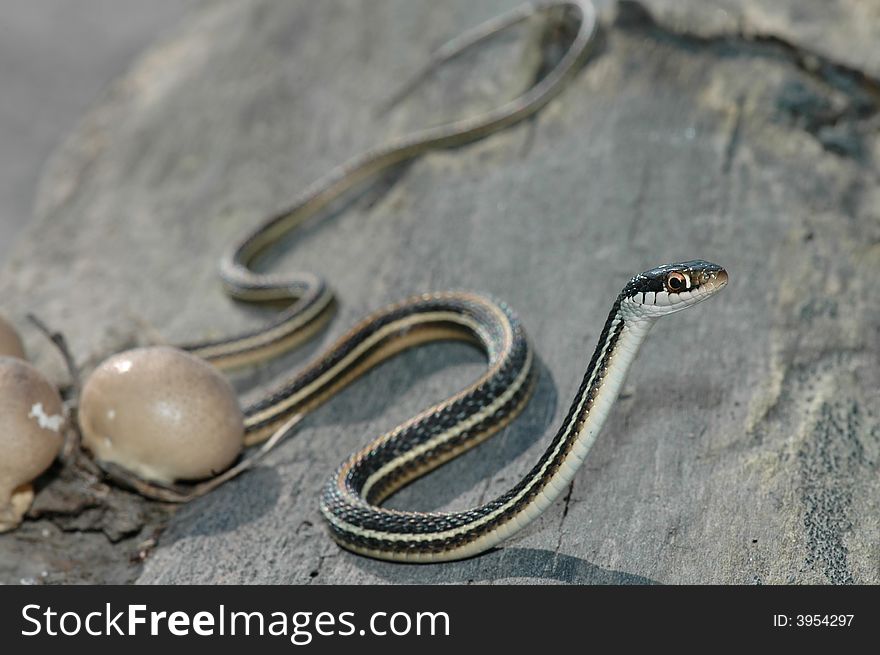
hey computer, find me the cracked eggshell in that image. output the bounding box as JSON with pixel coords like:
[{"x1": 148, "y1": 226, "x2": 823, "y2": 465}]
[
  {"x1": 78, "y1": 346, "x2": 244, "y2": 484},
  {"x1": 0, "y1": 356, "x2": 65, "y2": 532},
  {"x1": 0, "y1": 314, "x2": 26, "y2": 359}
]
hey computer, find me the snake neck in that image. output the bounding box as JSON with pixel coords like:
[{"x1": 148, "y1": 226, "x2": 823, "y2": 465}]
[
  {"x1": 446, "y1": 301, "x2": 655, "y2": 558},
  {"x1": 528, "y1": 302, "x2": 653, "y2": 495}
]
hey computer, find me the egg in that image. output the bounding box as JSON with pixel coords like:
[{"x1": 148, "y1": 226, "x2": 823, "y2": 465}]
[
  {"x1": 0, "y1": 314, "x2": 26, "y2": 359},
  {"x1": 0, "y1": 357, "x2": 65, "y2": 531},
  {"x1": 78, "y1": 346, "x2": 244, "y2": 484}
]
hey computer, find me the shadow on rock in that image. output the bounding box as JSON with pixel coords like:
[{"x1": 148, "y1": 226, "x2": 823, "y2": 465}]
[
  {"x1": 161, "y1": 466, "x2": 281, "y2": 543},
  {"x1": 351, "y1": 546, "x2": 659, "y2": 585}
]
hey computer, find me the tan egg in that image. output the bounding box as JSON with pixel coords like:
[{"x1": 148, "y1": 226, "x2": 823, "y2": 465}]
[
  {"x1": 0, "y1": 357, "x2": 65, "y2": 532},
  {"x1": 0, "y1": 314, "x2": 26, "y2": 359},
  {"x1": 78, "y1": 346, "x2": 244, "y2": 484}
]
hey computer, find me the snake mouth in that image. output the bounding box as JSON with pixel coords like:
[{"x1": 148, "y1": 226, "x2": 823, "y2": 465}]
[{"x1": 693, "y1": 267, "x2": 728, "y2": 295}]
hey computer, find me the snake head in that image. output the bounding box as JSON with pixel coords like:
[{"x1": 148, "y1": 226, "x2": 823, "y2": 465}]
[{"x1": 621, "y1": 260, "x2": 728, "y2": 318}]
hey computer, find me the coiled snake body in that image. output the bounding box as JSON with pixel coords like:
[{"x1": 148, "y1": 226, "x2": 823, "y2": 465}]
[{"x1": 182, "y1": 1, "x2": 728, "y2": 562}]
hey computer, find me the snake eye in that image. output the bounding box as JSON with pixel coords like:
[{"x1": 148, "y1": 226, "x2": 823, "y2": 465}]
[{"x1": 665, "y1": 271, "x2": 688, "y2": 292}]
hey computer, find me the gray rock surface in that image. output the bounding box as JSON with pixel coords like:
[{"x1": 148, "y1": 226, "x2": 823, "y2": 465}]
[
  {"x1": 0, "y1": 0, "x2": 192, "y2": 265},
  {"x1": 1, "y1": 0, "x2": 877, "y2": 584}
]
